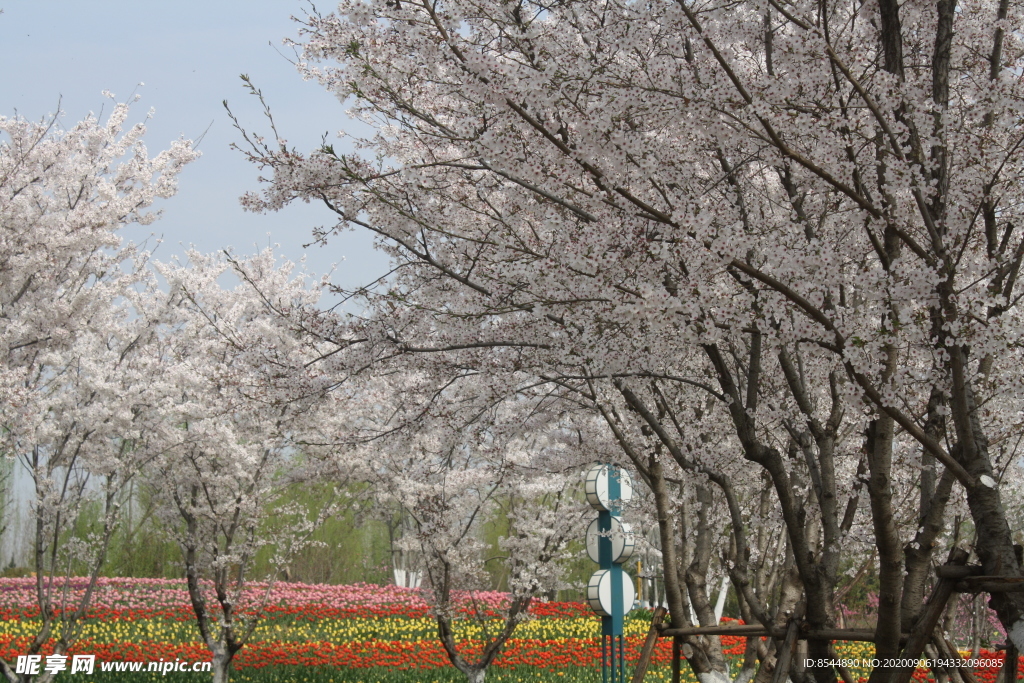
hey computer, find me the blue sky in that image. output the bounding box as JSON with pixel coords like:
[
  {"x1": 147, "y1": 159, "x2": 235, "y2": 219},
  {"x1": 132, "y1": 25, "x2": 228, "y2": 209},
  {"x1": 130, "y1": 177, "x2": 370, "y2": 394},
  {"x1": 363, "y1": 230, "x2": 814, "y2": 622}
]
[
  {"x1": 0, "y1": 1, "x2": 391, "y2": 300},
  {"x1": 2, "y1": 2, "x2": 396, "y2": 554}
]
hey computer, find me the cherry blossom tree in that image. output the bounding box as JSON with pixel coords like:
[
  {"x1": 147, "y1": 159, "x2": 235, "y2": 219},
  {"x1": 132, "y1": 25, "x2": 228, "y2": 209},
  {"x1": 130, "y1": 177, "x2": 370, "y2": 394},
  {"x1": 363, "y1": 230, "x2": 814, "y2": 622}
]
[
  {"x1": 0, "y1": 100, "x2": 196, "y2": 683},
  {"x1": 335, "y1": 366, "x2": 591, "y2": 683},
  {"x1": 148, "y1": 249, "x2": 342, "y2": 683},
  {"x1": 233, "y1": 0, "x2": 1024, "y2": 681}
]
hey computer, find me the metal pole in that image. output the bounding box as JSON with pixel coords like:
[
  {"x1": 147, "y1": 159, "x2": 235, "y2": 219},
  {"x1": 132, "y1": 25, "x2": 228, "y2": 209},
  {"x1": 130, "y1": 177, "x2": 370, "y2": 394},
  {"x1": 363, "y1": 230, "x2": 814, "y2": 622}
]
[
  {"x1": 587, "y1": 464, "x2": 635, "y2": 683},
  {"x1": 600, "y1": 465, "x2": 625, "y2": 682}
]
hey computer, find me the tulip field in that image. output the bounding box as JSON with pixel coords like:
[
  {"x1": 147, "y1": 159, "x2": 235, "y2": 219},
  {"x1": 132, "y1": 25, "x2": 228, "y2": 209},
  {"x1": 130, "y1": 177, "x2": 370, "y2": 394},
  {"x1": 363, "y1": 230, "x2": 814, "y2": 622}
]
[{"x1": 0, "y1": 579, "x2": 1018, "y2": 682}]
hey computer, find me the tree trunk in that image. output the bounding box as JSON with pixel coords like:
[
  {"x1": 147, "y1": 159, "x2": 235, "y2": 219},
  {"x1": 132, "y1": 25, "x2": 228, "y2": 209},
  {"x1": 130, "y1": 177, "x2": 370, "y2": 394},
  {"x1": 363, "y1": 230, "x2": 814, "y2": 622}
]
[
  {"x1": 865, "y1": 416, "x2": 904, "y2": 680},
  {"x1": 211, "y1": 646, "x2": 232, "y2": 683},
  {"x1": 698, "y1": 671, "x2": 732, "y2": 683},
  {"x1": 461, "y1": 668, "x2": 486, "y2": 683},
  {"x1": 972, "y1": 595, "x2": 983, "y2": 660},
  {"x1": 951, "y1": 379, "x2": 1024, "y2": 647},
  {"x1": 754, "y1": 564, "x2": 804, "y2": 683},
  {"x1": 925, "y1": 643, "x2": 951, "y2": 683},
  {"x1": 714, "y1": 576, "x2": 730, "y2": 624},
  {"x1": 685, "y1": 486, "x2": 732, "y2": 682},
  {"x1": 648, "y1": 454, "x2": 688, "y2": 629}
]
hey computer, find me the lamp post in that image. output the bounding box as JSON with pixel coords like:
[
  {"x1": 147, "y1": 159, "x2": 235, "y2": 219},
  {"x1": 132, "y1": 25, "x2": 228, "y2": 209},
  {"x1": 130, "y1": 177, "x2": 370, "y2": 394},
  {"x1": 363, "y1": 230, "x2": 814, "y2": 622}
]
[{"x1": 585, "y1": 463, "x2": 636, "y2": 683}]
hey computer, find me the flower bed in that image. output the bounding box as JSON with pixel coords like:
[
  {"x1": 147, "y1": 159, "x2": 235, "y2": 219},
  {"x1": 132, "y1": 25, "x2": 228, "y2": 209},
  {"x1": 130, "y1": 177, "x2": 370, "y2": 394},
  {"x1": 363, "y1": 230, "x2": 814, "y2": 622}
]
[{"x1": 0, "y1": 579, "x2": 1018, "y2": 682}]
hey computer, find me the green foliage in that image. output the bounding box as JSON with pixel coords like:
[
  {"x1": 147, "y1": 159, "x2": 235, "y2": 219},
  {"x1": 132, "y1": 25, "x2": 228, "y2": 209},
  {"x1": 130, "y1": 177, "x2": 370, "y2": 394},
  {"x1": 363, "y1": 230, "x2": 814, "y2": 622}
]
[
  {"x1": 252, "y1": 482, "x2": 392, "y2": 585},
  {"x1": 5, "y1": 477, "x2": 395, "y2": 585},
  {"x1": 480, "y1": 501, "x2": 512, "y2": 591},
  {"x1": 7, "y1": 467, "x2": 581, "y2": 594},
  {"x1": 104, "y1": 482, "x2": 181, "y2": 579},
  {"x1": 834, "y1": 555, "x2": 880, "y2": 627},
  {"x1": 555, "y1": 537, "x2": 594, "y2": 602}
]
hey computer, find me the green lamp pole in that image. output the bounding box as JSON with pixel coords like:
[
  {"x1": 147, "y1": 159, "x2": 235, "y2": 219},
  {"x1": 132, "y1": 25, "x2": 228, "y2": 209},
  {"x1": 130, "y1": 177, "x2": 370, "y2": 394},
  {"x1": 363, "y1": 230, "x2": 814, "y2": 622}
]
[{"x1": 585, "y1": 464, "x2": 636, "y2": 683}]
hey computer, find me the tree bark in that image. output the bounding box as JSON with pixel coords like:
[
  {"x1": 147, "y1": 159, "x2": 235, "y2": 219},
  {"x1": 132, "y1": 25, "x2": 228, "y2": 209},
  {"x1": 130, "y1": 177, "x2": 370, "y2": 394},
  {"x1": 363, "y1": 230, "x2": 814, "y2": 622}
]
[{"x1": 866, "y1": 416, "x2": 904, "y2": 681}]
